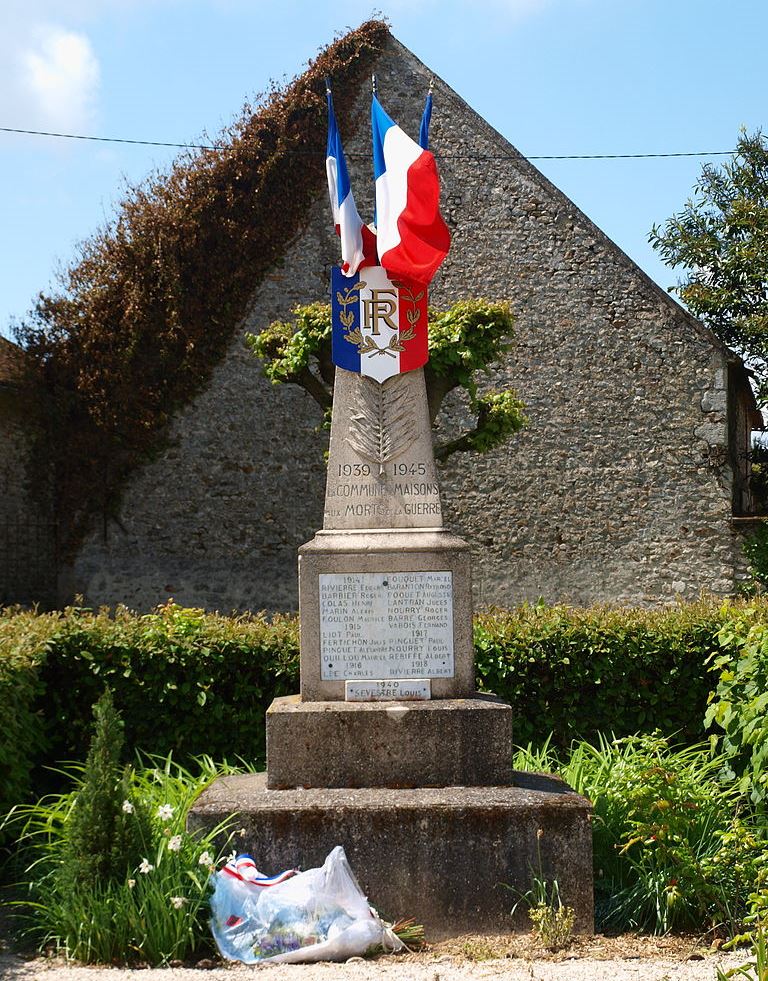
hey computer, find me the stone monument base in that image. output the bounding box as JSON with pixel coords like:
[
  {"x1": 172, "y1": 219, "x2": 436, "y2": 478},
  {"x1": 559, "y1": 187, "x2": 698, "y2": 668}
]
[
  {"x1": 266, "y1": 694, "x2": 514, "y2": 789},
  {"x1": 188, "y1": 771, "x2": 594, "y2": 939}
]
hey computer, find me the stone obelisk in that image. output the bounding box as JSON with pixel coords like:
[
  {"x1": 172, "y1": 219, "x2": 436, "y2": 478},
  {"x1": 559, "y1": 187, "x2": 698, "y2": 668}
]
[{"x1": 265, "y1": 361, "x2": 513, "y2": 791}]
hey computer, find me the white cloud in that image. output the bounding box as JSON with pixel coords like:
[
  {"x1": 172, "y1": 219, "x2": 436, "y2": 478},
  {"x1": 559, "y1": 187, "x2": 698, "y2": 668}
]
[
  {"x1": 0, "y1": 1, "x2": 102, "y2": 133},
  {"x1": 21, "y1": 26, "x2": 100, "y2": 131}
]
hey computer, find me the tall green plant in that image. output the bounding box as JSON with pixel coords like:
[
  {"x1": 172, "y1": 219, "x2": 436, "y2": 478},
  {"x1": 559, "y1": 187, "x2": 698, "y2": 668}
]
[
  {"x1": 58, "y1": 689, "x2": 149, "y2": 894},
  {"x1": 7, "y1": 753, "x2": 237, "y2": 964},
  {"x1": 514, "y1": 733, "x2": 767, "y2": 936},
  {"x1": 707, "y1": 616, "x2": 768, "y2": 804}
]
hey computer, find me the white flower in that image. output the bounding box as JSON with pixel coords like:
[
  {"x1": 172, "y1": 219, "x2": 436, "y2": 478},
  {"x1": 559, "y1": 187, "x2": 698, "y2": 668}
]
[
  {"x1": 139, "y1": 859, "x2": 154, "y2": 875},
  {"x1": 198, "y1": 851, "x2": 213, "y2": 867},
  {"x1": 226, "y1": 850, "x2": 237, "y2": 863},
  {"x1": 170, "y1": 896, "x2": 188, "y2": 910},
  {"x1": 157, "y1": 804, "x2": 174, "y2": 821},
  {"x1": 168, "y1": 835, "x2": 182, "y2": 852},
  {"x1": 127, "y1": 879, "x2": 136, "y2": 889},
  {"x1": 122, "y1": 800, "x2": 134, "y2": 814}
]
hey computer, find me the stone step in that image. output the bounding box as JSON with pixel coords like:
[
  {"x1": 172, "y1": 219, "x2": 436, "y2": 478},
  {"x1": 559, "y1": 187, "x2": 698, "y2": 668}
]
[
  {"x1": 188, "y1": 771, "x2": 594, "y2": 939},
  {"x1": 266, "y1": 693, "x2": 514, "y2": 789}
]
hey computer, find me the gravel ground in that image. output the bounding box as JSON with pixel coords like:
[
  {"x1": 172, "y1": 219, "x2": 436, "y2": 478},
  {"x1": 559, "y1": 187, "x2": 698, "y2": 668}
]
[{"x1": 0, "y1": 939, "x2": 750, "y2": 981}]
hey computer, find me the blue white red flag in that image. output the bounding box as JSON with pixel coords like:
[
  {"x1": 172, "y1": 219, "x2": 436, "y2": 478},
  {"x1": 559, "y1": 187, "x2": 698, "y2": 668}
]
[
  {"x1": 419, "y1": 91, "x2": 432, "y2": 150},
  {"x1": 331, "y1": 265, "x2": 428, "y2": 383},
  {"x1": 221, "y1": 854, "x2": 298, "y2": 887},
  {"x1": 371, "y1": 93, "x2": 450, "y2": 287},
  {"x1": 326, "y1": 88, "x2": 369, "y2": 277}
]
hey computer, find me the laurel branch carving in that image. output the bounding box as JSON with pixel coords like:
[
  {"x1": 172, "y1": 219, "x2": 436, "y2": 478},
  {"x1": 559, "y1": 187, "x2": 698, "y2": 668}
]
[{"x1": 345, "y1": 374, "x2": 418, "y2": 474}]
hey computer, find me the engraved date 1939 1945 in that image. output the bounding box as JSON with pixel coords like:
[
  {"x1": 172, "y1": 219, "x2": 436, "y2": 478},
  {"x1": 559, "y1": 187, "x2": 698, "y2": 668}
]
[{"x1": 338, "y1": 462, "x2": 428, "y2": 478}]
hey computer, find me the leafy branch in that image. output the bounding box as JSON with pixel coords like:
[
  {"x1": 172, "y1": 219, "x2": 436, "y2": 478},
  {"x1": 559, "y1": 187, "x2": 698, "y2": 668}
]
[
  {"x1": 246, "y1": 298, "x2": 527, "y2": 458},
  {"x1": 650, "y1": 128, "x2": 768, "y2": 403}
]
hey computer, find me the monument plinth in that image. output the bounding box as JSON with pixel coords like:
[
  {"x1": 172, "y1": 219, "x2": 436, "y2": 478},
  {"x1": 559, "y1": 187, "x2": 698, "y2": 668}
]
[{"x1": 266, "y1": 693, "x2": 514, "y2": 789}]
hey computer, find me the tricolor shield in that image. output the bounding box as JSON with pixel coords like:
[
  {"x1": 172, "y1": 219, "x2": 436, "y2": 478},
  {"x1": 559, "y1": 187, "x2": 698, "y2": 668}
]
[{"x1": 331, "y1": 265, "x2": 428, "y2": 383}]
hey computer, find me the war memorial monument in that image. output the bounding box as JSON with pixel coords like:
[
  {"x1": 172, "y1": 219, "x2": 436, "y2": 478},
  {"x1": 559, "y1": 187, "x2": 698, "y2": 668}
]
[{"x1": 190, "y1": 81, "x2": 593, "y2": 938}]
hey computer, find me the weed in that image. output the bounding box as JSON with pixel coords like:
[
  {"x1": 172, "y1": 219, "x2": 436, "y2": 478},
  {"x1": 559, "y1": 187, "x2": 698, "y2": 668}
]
[
  {"x1": 717, "y1": 925, "x2": 768, "y2": 980},
  {"x1": 514, "y1": 733, "x2": 768, "y2": 936}
]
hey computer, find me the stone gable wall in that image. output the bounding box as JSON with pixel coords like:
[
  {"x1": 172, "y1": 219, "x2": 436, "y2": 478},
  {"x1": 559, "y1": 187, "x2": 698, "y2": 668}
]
[
  {"x1": 65, "y1": 36, "x2": 746, "y2": 612},
  {"x1": 0, "y1": 385, "x2": 56, "y2": 607}
]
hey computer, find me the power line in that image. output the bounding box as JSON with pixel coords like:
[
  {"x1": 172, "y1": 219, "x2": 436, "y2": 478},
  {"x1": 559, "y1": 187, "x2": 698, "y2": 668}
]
[
  {"x1": 0, "y1": 125, "x2": 737, "y2": 161},
  {"x1": 0, "y1": 126, "x2": 220, "y2": 150}
]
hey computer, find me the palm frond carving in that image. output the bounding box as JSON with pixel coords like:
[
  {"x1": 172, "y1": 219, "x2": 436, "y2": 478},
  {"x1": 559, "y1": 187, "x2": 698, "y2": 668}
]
[{"x1": 345, "y1": 375, "x2": 417, "y2": 475}]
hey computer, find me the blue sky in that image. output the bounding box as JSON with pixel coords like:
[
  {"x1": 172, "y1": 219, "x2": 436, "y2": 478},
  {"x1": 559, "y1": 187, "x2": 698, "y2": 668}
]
[{"x1": 1, "y1": 0, "x2": 765, "y2": 340}]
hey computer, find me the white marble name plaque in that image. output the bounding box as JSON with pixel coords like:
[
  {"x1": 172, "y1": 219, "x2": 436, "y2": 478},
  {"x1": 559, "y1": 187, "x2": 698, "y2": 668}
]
[
  {"x1": 319, "y1": 571, "x2": 454, "y2": 681},
  {"x1": 345, "y1": 679, "x2": 431, "y2": 702}
]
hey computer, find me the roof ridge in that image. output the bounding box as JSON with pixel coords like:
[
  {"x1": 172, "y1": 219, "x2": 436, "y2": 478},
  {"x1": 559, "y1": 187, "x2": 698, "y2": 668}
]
[{"x1": 385, "y1": 35, "x2": 741, "y2": 366}]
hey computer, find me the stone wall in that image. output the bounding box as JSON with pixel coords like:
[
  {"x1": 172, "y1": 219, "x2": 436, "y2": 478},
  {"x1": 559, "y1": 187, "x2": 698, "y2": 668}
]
[
  {"x1": 0, "y1": 342, "x2": 56, "y2": 607},
  {"x1": 65, "y1": 35, "x2": 750, "y2": 612}
]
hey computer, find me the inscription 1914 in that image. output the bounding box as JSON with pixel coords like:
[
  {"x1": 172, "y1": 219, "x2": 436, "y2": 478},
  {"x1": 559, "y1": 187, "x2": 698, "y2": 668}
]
[{"x1": 319, "y1": 572, "x2": 454, "y2": 681}]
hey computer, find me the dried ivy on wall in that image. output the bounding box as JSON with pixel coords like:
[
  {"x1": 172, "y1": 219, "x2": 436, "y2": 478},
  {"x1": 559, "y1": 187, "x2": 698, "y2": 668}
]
[{"x1": 16, "y1": 21, "x2": 389, "y2": 558}]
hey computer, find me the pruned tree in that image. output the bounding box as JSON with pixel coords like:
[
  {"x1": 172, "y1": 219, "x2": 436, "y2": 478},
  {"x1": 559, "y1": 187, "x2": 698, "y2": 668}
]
[{"x1": 246, "y1": 299, "x2": 526, "y2": 461}]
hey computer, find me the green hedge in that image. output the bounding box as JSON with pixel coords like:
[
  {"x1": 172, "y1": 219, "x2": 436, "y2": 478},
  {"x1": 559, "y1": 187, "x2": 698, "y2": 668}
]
[
  {"x1": 1, "y1": 598, "x2": 765, "y2": 817},
  {"x1": 474, "y1": 600, "x2": 745, "y2": 747},
  {"x1": 36, "y1": 604, "x2": 300, "y2": 768},
  {"x1": 0, "y1": 609, "x2": 51, "y2": 819}
]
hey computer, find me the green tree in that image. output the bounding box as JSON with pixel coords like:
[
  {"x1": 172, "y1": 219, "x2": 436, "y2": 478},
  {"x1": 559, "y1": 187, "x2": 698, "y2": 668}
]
[
  {"x1": 650, "y1": 129, "x2": 768, "y2": 401},
  {"x1": 246, "y1": 298, "x2": 527, "y2": 461},
  {"x1": 60, "y1": 688, "x2": 150, "y2": 894}
]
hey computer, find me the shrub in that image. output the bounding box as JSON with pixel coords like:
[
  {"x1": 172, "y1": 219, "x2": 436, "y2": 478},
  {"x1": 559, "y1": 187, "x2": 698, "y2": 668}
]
[
  {"x1": 35, "y1": 603, "x2": 300, "y2": 769},
  {"x1": 474, "y1": 599, "x2": 751, "y2": 747},
  {"x1": 3, "y1": 597, "x2": 768, "y2": 812},
  {"x1": 58, "y1": 689, "x2": 151, "y2": 895},
  {"x1": 7, "y1": 740, "x2": 238, "y2": 964},
  {"x1": 0, "y1": 608, "x2": 52, "y2": 825},
  {"x1": 741, "y1": 523, "x2": 768, "y2": 593},
  {"x1": 514, "y1": 733, "x2": 768, "y2": 936},
  {"x1": 706, "y1": 613, "x2": 768, "y2": 804}
]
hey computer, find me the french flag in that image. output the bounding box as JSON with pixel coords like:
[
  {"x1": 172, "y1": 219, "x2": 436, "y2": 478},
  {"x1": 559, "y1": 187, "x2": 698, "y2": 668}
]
[
  {"x1": 371, "y1": 93, "x2": 450, "y2": 287},
  {"x1": 221, "y1": 854, "x2": 298, "y2": 887},
  {"x1": 326, "y1": 86, "x2": 376, "y2": 277}
]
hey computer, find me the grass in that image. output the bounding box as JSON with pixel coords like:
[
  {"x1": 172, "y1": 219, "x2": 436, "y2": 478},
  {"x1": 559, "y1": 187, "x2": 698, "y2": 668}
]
[
  {"x1": 3, "y1": 754, "x2": 241, "y2": 965},
  {"x1": 514, "y1": 733, "x2": 768, "y2": 937}
]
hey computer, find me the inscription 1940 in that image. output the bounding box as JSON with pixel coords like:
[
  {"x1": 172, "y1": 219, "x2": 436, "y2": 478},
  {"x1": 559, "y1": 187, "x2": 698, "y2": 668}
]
[{"x1": 319, "y1": 572, "x2": 454, "y2": 681}]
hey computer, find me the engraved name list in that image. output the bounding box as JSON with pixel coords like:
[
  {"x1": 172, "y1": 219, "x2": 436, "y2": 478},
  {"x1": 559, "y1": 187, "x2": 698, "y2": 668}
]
[{"x1": 319, "y1": 571, "x2": 454, "y2": 681}]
